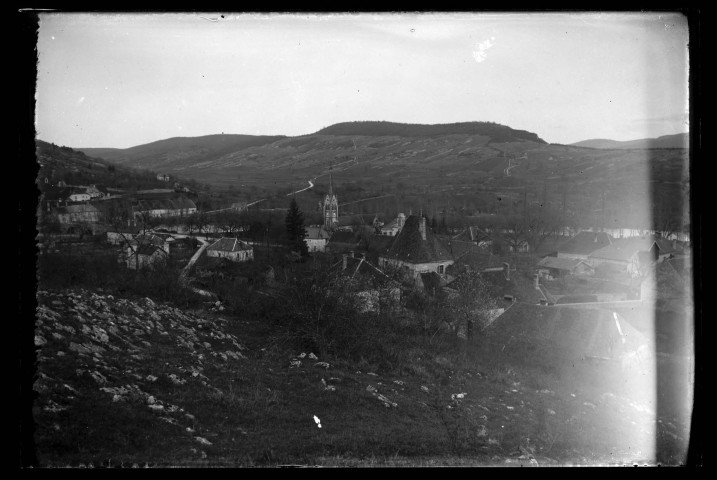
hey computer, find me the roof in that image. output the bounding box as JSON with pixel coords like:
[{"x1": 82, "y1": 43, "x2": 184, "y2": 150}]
[
  {"x1": 557, "y1": 231, "x2": 613, "y2": 255},
  {"x1": 133, "y1": 233, "x2": 166, "y2": 246},
  {"x1": 537, "y1": 256, "x2": 590, "y2": 271},
  {"x1": 380, "y1": 215, "x2": 454, "y2": 264},
  {"x1": 206, "y1": 237, "x2": 252, "y2": 253},
  {"x1": 588, "y1": 236, "x2": 659, "y2": 262},
  {"x1": 305, "y1": 226, "x2": 330, "y2": 240}
]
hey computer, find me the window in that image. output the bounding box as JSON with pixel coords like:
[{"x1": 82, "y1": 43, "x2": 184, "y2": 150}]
[{"x1": 437, "y1": 265, "x2": 444, "y2": 274}]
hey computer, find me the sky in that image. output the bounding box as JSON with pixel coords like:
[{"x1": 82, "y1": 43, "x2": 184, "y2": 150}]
[{"x1": 35, "y1": 11, "x2": 690, "y2": 149}]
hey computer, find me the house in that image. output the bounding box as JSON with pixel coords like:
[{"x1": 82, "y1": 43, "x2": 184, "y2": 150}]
[
  {"x1": 132, "y1": 197, "x2": 197, "y2": 218},
  {"x1": 206, "y1": 237, "x2": 254, "y2": 262},
  {"x1": 587, "y1": 235, "x2": 679, "y2": 277},
  {"x1": 378, "y1": 213, "x2": 407, "y2": 236},
  {"x1": 55, "y1": 204, "x2": 102, "y2": 224},
  {"x1": 157, "y1": 174, "x2": 170, "y2": 182},
  {"x1": 126, "y1": 244, "x2": 167, "y2": 270},
  {"x1": 304, "y1": 226, "x2": 331, "y2": 253},
  {"x1": 556, "y1": 231, "x2": 613, "y2": 260},
  {"x1": 378, "y1": 215, "x2": 454, "y2": 283},
  {"x1": 537, "y1": 256, "x2": 594, "y2": 279}
]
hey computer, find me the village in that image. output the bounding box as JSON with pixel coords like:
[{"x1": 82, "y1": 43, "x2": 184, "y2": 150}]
[{"x1": 37, "y1": 168, "x2": 692, "y2": 343}]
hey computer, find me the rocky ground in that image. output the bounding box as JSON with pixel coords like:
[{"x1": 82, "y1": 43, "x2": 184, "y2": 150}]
[{"x1": 31, "y1": 288, "x2": 693, "y2": 467}]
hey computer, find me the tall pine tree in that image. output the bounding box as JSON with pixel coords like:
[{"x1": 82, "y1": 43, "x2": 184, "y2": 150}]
[{"x1": 285, "y1": 198, "x2": 308, "y2": 256}]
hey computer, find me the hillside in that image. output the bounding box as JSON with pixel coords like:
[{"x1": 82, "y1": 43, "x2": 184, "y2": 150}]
[
  {"x1": 79, "y1": 134, "x2": 286, "y2": 171},
  {"x1": 67, "y1": 122, "x2": 689, "y2": 232},
  {"x1": 570, "y1": 133, "x2": 689, "y2": 150}
]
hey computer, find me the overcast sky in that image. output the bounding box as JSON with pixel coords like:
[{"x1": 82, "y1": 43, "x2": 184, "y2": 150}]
[{"x1": 35, "y1": 11, "x2": 690, "y2": 149}]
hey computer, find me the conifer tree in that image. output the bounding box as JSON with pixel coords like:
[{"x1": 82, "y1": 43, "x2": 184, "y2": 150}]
[{"x1": 285, "y1": 198, "x2": 308, "y2": 256}]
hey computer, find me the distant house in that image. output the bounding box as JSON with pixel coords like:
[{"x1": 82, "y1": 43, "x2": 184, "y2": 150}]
[
  {"x1": 587, "y1": 235, "x2": 680, "y2": 276},
  {"x1": 157, "y1": 174, "x2": 170, "y2": 182},
  {"x1": 379, "y1": 213, "x2": 407, "y2": 236},
  {"x1": 126, "y1": 244, "x2": 167, "y2": 270},
  {"x1": 537, "y1": 256, "x2": 594, "y2": 279},
  {"x1": 378, "y1": 215, "x2": 454, "y2": 283},
  {"x1": 132, "y1": 197, "x2": 197, "y2": 218},
  {"x1": 85, "y1": 184, "x2": 109, "y2": 199},
  {"x1": 304, "y1": 226, "x2": 331, "y2": 252},
  {"x1": 55, "y1": 204, "x2": 102, "y2": 224},
  {"x1": 206, "y1": 237, "x2": 254, "y2": 262},
  {"x1": 556, "y1": 231, "x2": 613, "y2": 260},
  {"x1": 68, "y1": 192, "x2": 91, "y2": 202}
]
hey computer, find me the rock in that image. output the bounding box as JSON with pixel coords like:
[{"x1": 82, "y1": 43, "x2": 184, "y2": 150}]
[
  {"x1": 195, "y1": 437, "x2": 212, "y2": 446},
  {"x1": 146, "y1": 375, "x2": 158, "y2": 382},
  {"x1": 34, "y1": 335, "x2": 47, "y2": 346}
]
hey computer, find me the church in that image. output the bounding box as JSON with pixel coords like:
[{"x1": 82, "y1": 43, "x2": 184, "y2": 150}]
[{"x1": 323, "y1": 171, "x2": 339, "y2": 230}]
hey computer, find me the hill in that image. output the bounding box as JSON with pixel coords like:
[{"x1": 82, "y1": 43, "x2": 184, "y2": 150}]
[
  {"x1": 570, "y1": 133, "x2": 688, "y2": 150},
  {"x1": 313, "y1": 121, "x2": 547, "y2": 143},
  {"x1": 35, "y1": 140, "x2": 180, "y2": 192},
  {"x1": 68, "y1": 122, "x2": 689, "y2": 232},
  {"x1": 79, "y1": 134, "x2": 286, "y2": 170}
]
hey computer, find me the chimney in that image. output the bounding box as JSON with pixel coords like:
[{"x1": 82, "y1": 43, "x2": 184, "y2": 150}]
[
  {"x1": 342, "y1": 254, "x2": 347, "y2": 270},
  {"x1": 503, "y1": 262, "x2": 510, "y2": 280},
  {"x1": 534, "y1": 273, "x2": 539, "y2": 288},
  {"x1": 419, "y1": 216, "x2": 426, "y2": 240}
]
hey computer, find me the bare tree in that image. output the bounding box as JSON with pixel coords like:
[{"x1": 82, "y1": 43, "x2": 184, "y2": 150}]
[{"x1": 446, "y1": 270, "x2": 498, "y2": 340}]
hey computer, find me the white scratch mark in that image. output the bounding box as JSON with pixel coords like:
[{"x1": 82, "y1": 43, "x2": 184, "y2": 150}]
[
  {"x1": 472, "y1": 37, "x2": 496, "y2": 63},
  {"x1": 313, "y1": 415, "x2": 321, "y2": 428}
]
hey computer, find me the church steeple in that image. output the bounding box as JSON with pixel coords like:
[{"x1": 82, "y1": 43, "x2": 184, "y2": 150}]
[{"x1": 323, "y1": 161, "x2": 339, "y2": 229}]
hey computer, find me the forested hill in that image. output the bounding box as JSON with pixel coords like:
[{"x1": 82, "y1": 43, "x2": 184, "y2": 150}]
[{"x1": 313, "y1": 121, "x2": 547, "y2": 143}]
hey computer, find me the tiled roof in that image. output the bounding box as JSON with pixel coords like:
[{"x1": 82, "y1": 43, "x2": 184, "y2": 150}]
[
  {"x1": 381, "y1": 215, "x2": 453, "y2": 264},
  {"x1": 557, "y1": 231, "x2": 613, "y2": 255},
  {"x1": 305, "y1": 226, "x2": 330, "y2": 240},
  {"x1": 206, "y1": 237, "x2": 252, "y2": 252}
]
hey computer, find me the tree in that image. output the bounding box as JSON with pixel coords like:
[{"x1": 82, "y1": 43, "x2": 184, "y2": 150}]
[
  {"x1": 447, "y1": 270, "x2": 498, "y2": 341},
  {"x1": 285, "y1": 198, "x2": 308, "y2": 257}
]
